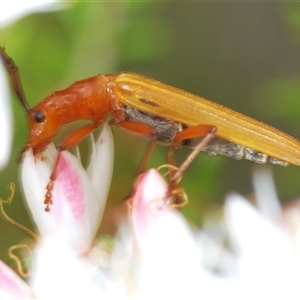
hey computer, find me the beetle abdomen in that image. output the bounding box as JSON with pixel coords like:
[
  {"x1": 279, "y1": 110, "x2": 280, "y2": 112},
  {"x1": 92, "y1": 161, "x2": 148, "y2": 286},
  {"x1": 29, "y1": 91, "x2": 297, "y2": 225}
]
[
  {"x1": 185, "y1": 136, "x2": 288, "y2": 166},
  {"x1": 125, "y1": 105, "x2": 287, "y2": 166}
]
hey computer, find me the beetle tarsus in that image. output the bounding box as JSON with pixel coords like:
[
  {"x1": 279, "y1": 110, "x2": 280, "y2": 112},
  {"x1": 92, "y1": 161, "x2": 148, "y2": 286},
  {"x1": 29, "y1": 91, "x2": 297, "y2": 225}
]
[{"x1": 44, "y1": 180, "x2": 54, "y2": 211}]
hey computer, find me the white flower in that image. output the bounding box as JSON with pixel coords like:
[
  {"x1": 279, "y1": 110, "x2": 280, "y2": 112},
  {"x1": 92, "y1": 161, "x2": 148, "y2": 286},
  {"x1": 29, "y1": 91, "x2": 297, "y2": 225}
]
[
  {"x1": 224, "y1": 167, "x2": 300, "y2": 299},
  {"x1": 16, "y1": 141, "x2": 300, "y2": 299},
  {"x1": 21, "y1": 123, "x2": 114, "y2": 255},
  {"x1": 117, "y1": 169, "x2": 232, "y2": 298},
  {"x1": 31, "y1": 237, "x2": 105, "y2": 299}
]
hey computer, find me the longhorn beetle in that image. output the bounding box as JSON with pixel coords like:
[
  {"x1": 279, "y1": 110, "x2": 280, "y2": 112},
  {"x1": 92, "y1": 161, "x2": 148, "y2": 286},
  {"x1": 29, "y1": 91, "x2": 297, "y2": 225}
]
[{"x1": 1, "y1": 46, "x2": 300, "y2": 211}]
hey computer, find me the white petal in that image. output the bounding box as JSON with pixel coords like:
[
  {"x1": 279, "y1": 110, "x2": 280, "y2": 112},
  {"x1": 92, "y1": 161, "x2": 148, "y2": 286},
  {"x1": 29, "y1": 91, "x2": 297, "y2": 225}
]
[
  {"x1": 225, "y1": 194, "x2": 289, "y2": 258},
  {"x1": 31, "y1": 237, "x2": 104, "y2": 299},
  {"x1": 0, "y1": 1, "x2": 64, "y2": 27},
  {"x1": 87, "y1": 123, "x2": 114, "y2": 220},
  {"x1": 225, "y1": 194, "x2": 300, "y2": 298},
  {"x1": 252, "y1": 166, "x2": 282, "y2": 222},
  {"x1": 21, "y1": 145, "x2": 104, "y2": 254},
  {"x1": 0, "y1": 64, "x2": 12, "y2": 169},
  {"x1": 21, "y1": 147, "x2": 53, "y2": 217}
]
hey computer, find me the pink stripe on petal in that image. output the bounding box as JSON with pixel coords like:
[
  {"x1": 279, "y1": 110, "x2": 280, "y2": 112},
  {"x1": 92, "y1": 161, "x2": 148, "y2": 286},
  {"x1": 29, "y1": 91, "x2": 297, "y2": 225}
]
[
  {"x1": 0, "y1": 261, "x2": 33, "y2": 298},
  {"x1": 130, "y1": 169, "x2": 169, "y2": 239},
  {"x1": 52, "y1": 153, "x2": 85, "y2": 224},
  {"x1": 133, "y1": 174, "x2": 151, "y2": 236}
]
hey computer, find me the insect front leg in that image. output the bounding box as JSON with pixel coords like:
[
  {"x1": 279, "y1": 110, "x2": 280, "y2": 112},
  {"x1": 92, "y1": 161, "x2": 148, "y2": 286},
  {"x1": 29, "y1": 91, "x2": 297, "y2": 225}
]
[{"x1": 44, "y1": 122, "x2": 102, "y2": 211}]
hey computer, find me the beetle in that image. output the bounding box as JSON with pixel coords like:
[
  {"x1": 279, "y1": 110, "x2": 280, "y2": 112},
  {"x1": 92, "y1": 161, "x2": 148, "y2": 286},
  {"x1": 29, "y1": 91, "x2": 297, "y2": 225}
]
[{"x1": 2, "y1": 46, "x2": 300, "y2": 211}]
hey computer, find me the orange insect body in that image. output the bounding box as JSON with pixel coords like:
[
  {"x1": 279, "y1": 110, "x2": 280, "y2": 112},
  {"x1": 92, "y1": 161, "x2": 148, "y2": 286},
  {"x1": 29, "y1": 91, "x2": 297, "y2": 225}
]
[
  {"x1": 27, "y1": 72, "x2": 300, "y2": 166},
  {"x1": 114, "y1": 73, "x2": 300, "y2": 166},
  {"x1": 2, "y1": 47, "x2": 300, "y2": 210},
  {"x1": 28, "y1": 76, "x2": 113, "y2": 154}
]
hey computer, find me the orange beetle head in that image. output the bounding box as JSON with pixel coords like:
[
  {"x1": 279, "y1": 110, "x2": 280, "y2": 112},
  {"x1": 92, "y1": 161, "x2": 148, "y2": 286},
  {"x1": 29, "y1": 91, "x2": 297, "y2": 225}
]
[
  {"x1": 0, "y1": 47, "x2": 64, "y2": 156},
  {"x1": 27, "y1": 97, "x2": 63, "y2": 155}
]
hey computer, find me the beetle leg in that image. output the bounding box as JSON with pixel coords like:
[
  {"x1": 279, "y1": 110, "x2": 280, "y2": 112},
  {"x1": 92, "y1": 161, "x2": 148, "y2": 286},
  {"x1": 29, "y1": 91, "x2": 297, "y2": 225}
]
[
  {"x1": 173, "y1": 124, "x2": 216, "y2": 147},
  {"x1": 172, "y1": 126, "x2": 216, "y2": 182},
  {"x1": 138, "y1": 139, "x2": 157, "y2": 174},
  {"x1": 118, "y1": 120, "x2": 159, "y2": 173},
  {"x1": 166, "y1": 146, "x2": 183, "y2": 206},
  {"x1": 44, "y1": 122, "x2": 102, "y2": 211},
  {"x1": 118, "y1": 120, "x2": 156, "y2": 137},
  {"x1": 167, "y1": 125, "x2": 217, "y2": 206},
  {"x1": 58, "y1": 122, "x2": 102, "y2": 150}
]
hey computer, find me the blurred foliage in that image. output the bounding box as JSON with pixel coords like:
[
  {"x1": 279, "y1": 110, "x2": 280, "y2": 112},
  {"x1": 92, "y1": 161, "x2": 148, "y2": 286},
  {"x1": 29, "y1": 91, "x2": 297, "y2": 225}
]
[
  {"x1": 254, "y1": 2, "x2": 300, "y2": 127},
  {"x1": 1, "y1": 2, "x2": 300, "y2": 268},
  {"x1": 253, "y1": 3, "x2": 300, "y2": 198},
  {"x1": 283, "y1": 3, "x2": 300, "y2": 43}
]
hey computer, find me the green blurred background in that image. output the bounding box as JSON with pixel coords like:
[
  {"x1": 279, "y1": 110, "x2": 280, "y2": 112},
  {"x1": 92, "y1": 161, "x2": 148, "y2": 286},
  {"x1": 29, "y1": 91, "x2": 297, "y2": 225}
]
[{"x1": 1, "y1": 2, "x2": 300, "y2": 265}]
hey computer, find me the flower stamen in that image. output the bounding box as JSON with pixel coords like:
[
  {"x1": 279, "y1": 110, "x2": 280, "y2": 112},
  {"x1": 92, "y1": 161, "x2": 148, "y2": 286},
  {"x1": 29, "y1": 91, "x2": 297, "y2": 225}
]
[
  {"x1": 0, "y1": 183, "x2": 38, "y2": 241},
  {"x1": 0, "y1": 182, "x2": 15, "y2": 204},
  {"x1": 8, "y1": 244, "x2": 32, "y2": 278}
]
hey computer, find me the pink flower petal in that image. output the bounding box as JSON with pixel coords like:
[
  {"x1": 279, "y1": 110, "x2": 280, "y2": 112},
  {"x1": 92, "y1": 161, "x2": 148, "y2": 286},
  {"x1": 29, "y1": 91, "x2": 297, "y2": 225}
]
[
  {"x1": 21, "y1": 125, "x2": 114, "y2": 255},
  {"x1": 0, "y1": 260, "x2": 34, "y2": 298},
  {"x1": 130, "y1": 169, "x2": 197, "y2": 254},
  {"x1": 51, "y1": 151, "x2": 88, "y2": 225},
  {"x1": 22, "y1": 148, "x2": 98, "y2": 254},
  {"x1": 130, "y1": 169, "x2": 169, "y2": 240},
  {"x1": 128, "y1": 169, "x2": 203, "y2": 297}
]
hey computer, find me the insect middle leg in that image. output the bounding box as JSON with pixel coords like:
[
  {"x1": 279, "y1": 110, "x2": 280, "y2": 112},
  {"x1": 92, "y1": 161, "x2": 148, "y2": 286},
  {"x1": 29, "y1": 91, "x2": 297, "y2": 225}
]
[
  {"x1": 119, "y1": 120, "x2": 216, "y2": 179},
  {"x1": 119, "y1": 120, "x2": 216, "y2": 206},
  {"x1": 117, "y1": 120, "x2": 158, "y2": 174}
]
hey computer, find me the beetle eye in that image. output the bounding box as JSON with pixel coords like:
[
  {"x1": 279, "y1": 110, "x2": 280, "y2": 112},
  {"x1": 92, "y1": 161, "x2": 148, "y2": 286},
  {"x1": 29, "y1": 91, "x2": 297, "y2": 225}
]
[{"x1": 35, "y1": 110, "x2": 45, "y2": 123}]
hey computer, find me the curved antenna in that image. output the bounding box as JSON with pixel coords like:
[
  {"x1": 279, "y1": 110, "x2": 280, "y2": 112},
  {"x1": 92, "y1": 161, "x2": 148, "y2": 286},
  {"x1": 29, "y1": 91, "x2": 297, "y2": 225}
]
[{"x1": 0, "y1": 47, "x2": 31, "y2": 112}]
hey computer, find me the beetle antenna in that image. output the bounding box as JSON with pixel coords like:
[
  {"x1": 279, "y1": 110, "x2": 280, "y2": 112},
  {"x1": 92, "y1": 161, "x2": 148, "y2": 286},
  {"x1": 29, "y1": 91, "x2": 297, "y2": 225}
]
[{"x1": 0, "y1": 47, "x2": 31, "y2": 112}]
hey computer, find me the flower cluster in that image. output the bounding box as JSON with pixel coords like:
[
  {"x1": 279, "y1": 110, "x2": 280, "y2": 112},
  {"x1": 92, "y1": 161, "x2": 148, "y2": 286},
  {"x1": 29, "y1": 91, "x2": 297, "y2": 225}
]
[{"x1": 1, "y1": 123, "x2": 300, "y2": 299}]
